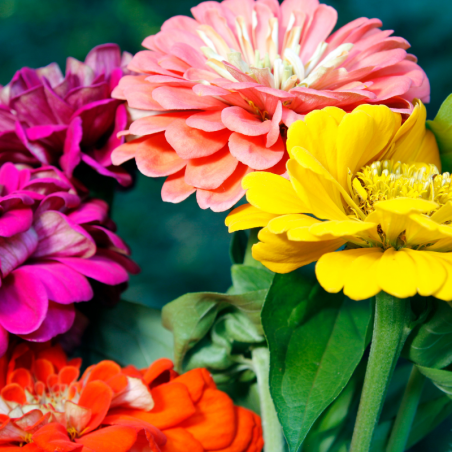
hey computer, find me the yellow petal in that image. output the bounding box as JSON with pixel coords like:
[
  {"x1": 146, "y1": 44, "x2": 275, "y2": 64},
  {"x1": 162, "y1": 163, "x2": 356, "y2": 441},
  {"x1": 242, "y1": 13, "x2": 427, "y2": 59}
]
[
  {"x1": 343, "y1": 249, "x2": 384, "y2": 300},
  {"x1": 405, "y1": 213, "x2": 452, "y2": 246},
  {"x1": 337, "y1": 105, "x2": 398, "y2": 187},
  {"x1": 267, "y1": 214, "x2": 320, "y2": 234},
  {"x1": 253, "y1": 227, "x2": 343, "y2": 273},
  {"x1": 377, "y1": 248, "x2": 417, "y2": 298},
  {"x1": 308, "y1": 220, "x2": 377, "y2": 239},
  {"x1": 316, "y1": 248, "x2": 379, "y2": 294},
  {"x1": 415, "y1": 130, "x2": 441, "y2": 170},
  {"x1": 243, "y1": 172, "x2": 307, "y2": 214},
  {"x1": 286, "y1": 108, "x2": 340, "y2": 176},
  {"x1": 289, "y1": 148, "x2": 362, "y2": 220},
  {"x1": 225, "y1": 204, "x2": 279, "y2": 232},
  {"x1": 432, "y1": 253, "x2": 452, "y2": 300},
  {"x1": 403, "y1": 249, "x2": 447, "y2": 297},
  {"x1": 430, "y1": 201, "x2": 452, "y2": 224}
]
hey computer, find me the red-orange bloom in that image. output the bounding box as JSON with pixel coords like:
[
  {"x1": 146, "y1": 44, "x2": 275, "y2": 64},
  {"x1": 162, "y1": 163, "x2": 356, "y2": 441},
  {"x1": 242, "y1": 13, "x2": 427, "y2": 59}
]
[{"x1": 0, "y1": 343, "x2": 263, "y2": 452}]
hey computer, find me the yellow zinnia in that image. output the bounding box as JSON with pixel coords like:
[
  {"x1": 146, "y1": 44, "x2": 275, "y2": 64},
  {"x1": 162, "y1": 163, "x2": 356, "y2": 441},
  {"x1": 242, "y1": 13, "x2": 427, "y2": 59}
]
[{"x1": 225, "y1": 100, "x2": 452, "y2": 301}]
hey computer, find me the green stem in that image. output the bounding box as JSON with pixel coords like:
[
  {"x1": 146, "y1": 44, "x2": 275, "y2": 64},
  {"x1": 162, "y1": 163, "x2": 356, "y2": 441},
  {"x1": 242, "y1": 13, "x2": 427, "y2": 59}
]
[
  {"x1": 386, "y1": 365, "x2": 425, "y2": 452},
  {"x1": 350, "y1": 292, "x2": 412, "y2": 452},
  {"x1": 244, "y1": 228, "x2": 262, "y2": 267},
  {"x1": 252, "y1": 347, "x2": 286, "y2": 452}
]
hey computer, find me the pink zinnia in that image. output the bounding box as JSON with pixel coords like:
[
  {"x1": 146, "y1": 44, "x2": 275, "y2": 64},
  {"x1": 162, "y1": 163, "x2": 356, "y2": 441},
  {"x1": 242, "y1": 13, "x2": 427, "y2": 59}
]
[
  {"x1": 0, "y1": 163, "x2": 139, "y2": 356},
  {"x1": 0, "y1": 44, "x2": 132, "y2": 185},
  {"x1": 112, "y1": 0, "x2": 430, "y2": 212}
]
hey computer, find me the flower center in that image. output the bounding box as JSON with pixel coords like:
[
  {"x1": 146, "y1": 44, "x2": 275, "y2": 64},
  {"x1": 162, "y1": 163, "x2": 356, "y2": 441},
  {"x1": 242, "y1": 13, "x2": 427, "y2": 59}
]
[
  {"x1": 196, "y1": 14, "x2": 353, "y2": 90},
  {"x1": 351, "y1": 160, "x2": 452, "y2": 217}
]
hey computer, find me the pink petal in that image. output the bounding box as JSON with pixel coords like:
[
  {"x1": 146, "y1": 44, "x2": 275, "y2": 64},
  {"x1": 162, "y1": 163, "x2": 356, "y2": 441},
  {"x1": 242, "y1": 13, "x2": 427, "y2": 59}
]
[
  {"x1": 0, "y1": 208, "x2": 33, "y2": 237},
  {"x1": 281, "y1": 108, "x2": 304, "y2": 127},
  {"x1": 135, "y1": 132, "x2": 187, "y2": 177},
  {"x1": 152, "y1": 86, "x2": 225, "y2": 110},
  {"x1": 33, "y1": 211, "x2": 96, "y2": 259},
  {"x1": 129, "y1": 112, "x2": 190, "y2": 136},
  {"x1": 186, "y1": 111, "x2": 226, "y2": 132},
  {"x1": 60, "y1": 117, "x2": 83, "y2": 178},
  {"x1": 348, "y1": 48, "x2": 407, "y2": 72},
  {"x1": 20, "y1": 302, "x2": 75, "y2": 342},
  {"x1": 0, "y1": 229, "x2": 38, "y2": 278},
  {"x1": 116, "y1": 76, "x2": 167, "y2": 110},
  {"x1": 54, "y1": 255, "x2": 129, "y2": 285},
  {"x1": 367, "y1": 75, "x2": 413, "y2": 100},
  {"x1": 67, "y1": 199, "x2": 108, "y2": 225},
  {"x1": 185, "y1": 146, "x2": 239, "y2": 190},
  {"x1": 161, "y1": 169, "x2": 196, "y2": 203},
  {"x1": 165, "y1": 120, "x2": 231, "y2": 159},
  {"x1": 229, "y1": 133, "x2": 285, "y2": 170},
  {"x1": 196, "y1": 163, "x2": 251, "y2": 212},
  {"x1": 127, "y1": 52, "x2": 174, "y2": 76},
  {"x1": 221, "y1": 107, "x2": 272, "y2": 136},
  {"x1": 267, "y1": 101, "x2": 282, "y2": 147},
  {"x1": 23, "y1": 261, "x2": 93, "y2": 304},
  {"x1": 111, "y1": 136, "x2": 149, "y2": 166},
  {"x1": 0, "y1": 267, "x2": 48, "y2": 335}
]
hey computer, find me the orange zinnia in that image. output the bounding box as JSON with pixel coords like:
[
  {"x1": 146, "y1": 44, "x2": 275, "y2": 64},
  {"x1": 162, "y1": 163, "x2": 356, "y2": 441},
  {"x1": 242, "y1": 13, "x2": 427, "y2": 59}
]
[{"x1": 0, "y1": 343, "x2": 263, "y2": 452}]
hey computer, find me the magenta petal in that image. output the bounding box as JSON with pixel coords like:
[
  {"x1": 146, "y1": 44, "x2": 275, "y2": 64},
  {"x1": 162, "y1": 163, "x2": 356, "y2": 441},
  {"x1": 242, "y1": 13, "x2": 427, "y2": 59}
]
[
  {"x1": 54, "y1": 255, "x2": 129, "y2": 285},
  {"x1": 23, "y1": 261, "x2": 93, "y2": 304},
  {"x1": 20, "y1": 301, "x2": 75, "y2": 342},
  {"x1": 86, "y1": 225, "x2": 129, "y2": 253},
  {"x1": 0, "y1": 162, "x2": 20, "y2": 194},
  {"x1": 0, "y1": 229, "x2": 38, "y2": 277},
  {"x1": 0, "y1": 267, "x2": 48, "y2": 335},
  {"x1": 67, "y1": 199, "x2": 108, "y2": 225},
  {"x1": 0, "y1": 207, "x2": 33, "y2": 237},
  {"x1": 33, "y1": 210, "x2": 96, "y2": 259},
  {"x1": 26, "y1": 124, "x2": 67, "y2": 141},
  {"x1": 60, "y1": 117, "x2": 83, "y2": 177},
  {"x1": 85, "y1": 43, "x2": 122, "y2": 78},
  {"x1": 97, "y1": 249, "x2": 140, "y2": 275},
  {"x1": 0, "y1": 325, "x2": 8, "y2": 357},
  {"x1": 80, "y1": 153, "x2": 132, "y2": 186}
]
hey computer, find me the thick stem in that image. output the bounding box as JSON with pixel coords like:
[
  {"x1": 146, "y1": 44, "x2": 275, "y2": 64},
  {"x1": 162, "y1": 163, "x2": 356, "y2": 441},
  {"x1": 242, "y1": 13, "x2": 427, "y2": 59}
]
[
  {"x1": 386, "y1": 365, "x2": 425, "y2": 452},
  {"x1": 350, "y1": 292, "x2": 412, "y2": 452},
  {"x1": 252, "y1": 347, "x2": 286, "y2": 452}
]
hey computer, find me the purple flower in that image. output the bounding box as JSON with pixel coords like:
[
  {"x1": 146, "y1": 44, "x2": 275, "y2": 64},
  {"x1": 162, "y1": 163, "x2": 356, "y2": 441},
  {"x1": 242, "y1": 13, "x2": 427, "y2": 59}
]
[
  {"x1": 0, "y1": 162, "x2": 139, "y2": 355},
  {"x1": 0, "y1": 44, "x2": 132, "y2": 185}
]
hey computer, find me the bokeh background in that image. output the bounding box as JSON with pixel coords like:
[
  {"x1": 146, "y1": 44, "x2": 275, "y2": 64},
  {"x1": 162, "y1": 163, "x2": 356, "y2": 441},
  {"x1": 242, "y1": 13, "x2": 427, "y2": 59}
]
[{"x1": 1, "y1": 0, "x2": 451, "y2": 449}]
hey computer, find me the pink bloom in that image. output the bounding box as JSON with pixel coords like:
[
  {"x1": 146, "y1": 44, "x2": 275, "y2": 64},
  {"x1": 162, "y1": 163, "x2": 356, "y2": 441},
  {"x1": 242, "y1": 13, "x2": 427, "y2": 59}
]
[
  {"x1": 112, "y1": 0, "x2": 430, "y2": 212},
  {"x1": 0, "y1": 163, "x2": 139, "y2": 356},
  {"x1": 0, "y1": 44, "x2": 133, "y2": 185}
]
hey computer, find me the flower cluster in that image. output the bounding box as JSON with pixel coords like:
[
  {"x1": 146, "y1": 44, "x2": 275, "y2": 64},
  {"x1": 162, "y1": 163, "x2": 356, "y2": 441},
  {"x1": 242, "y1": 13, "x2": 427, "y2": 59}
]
[
  {"x1": 0, "y1": 163, "x2": 139, "y2": 354},
  {"x1": 112, "y1": 0, "x2": 429, "y2": 211},
  {"x1": 226, "y1": 101, "x2": 452, "y2": 301},
  {"x1": 0, "y1": 342, "x2": 263, "y2": 452},
  {"x1": 0, "y1": 44, "x2": 132, "y2": 184}
]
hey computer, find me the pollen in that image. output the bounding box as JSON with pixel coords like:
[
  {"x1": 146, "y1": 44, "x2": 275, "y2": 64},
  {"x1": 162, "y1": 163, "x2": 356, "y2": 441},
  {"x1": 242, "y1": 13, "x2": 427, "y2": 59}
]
[{"x1": 350, "y1": 160, "x2": 452, "y2": 216}]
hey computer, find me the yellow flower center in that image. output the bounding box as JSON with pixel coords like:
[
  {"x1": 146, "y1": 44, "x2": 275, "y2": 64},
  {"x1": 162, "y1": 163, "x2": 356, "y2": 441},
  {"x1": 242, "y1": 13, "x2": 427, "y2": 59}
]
[{"x1": 351, "y1": 160, "x2": 452, "y2": 217}]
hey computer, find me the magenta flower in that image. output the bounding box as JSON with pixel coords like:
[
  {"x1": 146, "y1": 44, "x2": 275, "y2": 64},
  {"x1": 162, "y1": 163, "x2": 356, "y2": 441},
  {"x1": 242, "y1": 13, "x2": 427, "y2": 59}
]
[
  {"x1": 0, "y1": 44, "x2": 132, "y2": 185},
  {"x1": 0, "y1": 163, "x2": 139, "y2": 355},
  {"x1": 112, "y1": 0, "x2": 430, "y2": 212}
]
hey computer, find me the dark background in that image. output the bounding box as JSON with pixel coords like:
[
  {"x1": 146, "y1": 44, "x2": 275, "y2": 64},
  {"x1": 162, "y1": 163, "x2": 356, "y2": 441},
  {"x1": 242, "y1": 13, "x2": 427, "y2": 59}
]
[{"x1": 1, "y1": 0, "x2": 451, "y2": 449}]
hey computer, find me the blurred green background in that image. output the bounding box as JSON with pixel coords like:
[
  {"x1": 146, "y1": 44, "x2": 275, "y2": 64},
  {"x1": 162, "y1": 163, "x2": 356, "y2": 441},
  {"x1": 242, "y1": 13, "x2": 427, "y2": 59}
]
[{"x1": 1, "y1": 0, "x2": 451, "y2": 449}]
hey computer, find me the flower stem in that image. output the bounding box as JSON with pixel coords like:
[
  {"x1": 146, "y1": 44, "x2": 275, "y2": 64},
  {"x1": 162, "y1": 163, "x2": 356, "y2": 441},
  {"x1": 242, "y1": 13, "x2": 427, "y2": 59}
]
[
  {"x1": 350, "y1": 292, "x2": 412, "y2": 452},
  {"x1": 386, "y1": 365, "x2": 425, "y2": 452},
  {"x1": 252, "y1": 347, "x2": 286, "y2": 452}
]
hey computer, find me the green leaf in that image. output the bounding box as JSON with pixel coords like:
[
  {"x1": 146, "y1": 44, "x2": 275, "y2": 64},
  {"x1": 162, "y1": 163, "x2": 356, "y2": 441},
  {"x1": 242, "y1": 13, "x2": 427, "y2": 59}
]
[
  {"x1": 427, "y1": 93, "x2": 452, "y2": 172},
  {"x1": 77, "y1": 300, "x2": 173, "y2": 368},
  {"x1": 230, "y1": 264, "x2": 274, "y2": 294},
  {"x1": 162, "y1": 290, "x2": 267, "y2": 371},
  {"x1": 262, "y1": 272, "x2": 373, "y2": 452},
  {"x1": 404, "y1": 301, "x2": 452, "y2": 369},
  {"x1": 406, "y1": 395, "x2": 452, "y2": 448},
  {"x1": 417, "y1": 366, "x2": 452, "y2": 398}
]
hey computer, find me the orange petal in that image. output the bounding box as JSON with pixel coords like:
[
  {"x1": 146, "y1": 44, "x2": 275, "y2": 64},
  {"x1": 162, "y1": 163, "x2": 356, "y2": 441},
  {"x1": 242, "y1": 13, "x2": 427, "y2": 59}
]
[
  {"x1": 0, "y1": 418, "x2": 27, "y2": 443},
  {"x1": 1, "y1": 383, "x2": 26, "y2": 404},
  {"x1": 76, "y1": 425, "x2": 137, "y2": 452},
  {"x1": 106, "y1": 374, "x2": 128, "y2": 394},
  {"x1": 37, "y1": 345, "x2": 73, "y2": 372},
  {"x1": 33, "y1": 359, "x2": 55, "y2": 385},
  {"x1": 7, "y1": 369, "x2": 33, "y2": 391},
  {"x1": 171, "y1": 368, "x2": 215, "y2": 403},
  {"x1": 161, "y1": 428, "x2": 204, "y2": 452},
  {"x1": 59, "y1": 367, "x2": 80, "y2": 386},
  {"x1": 33, "y1": 423, "x2": 82, "y2": 452},
  {"x1": 78, "y1": 381, "x2": 113, "y2": 434},
  {"x1": 84, "y1": 361, "x2": 122, "y2": 385},
  {"x1": 106, "y1": 382, "x2": 195, "y2": 429},
  {"x1": 180, "y1": 388, "x2": 236, "y2": 450},
  {"x1": 142, "y1": 358, "x2": 174, "y2": 387}
]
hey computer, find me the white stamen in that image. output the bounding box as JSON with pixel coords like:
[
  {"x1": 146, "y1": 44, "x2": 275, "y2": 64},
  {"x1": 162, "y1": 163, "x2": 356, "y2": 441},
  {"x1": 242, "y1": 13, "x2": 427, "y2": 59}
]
[
  {"x1": 197, "y1": 30, "x2": 217, "y2": 52},
  {"x1": 201, "y1": 46, "x2": 225, "y2": 62},
  {"x1": 284, "y1": 48, "x2": 305, "y2": 82},
  {"x1": 304, "y1": 42, "x2": 328, "y2": 76},
  {"x1": 273, "y1": 58, "x2": 283, "y2": 89},
  {"x1": 206, "y1": 59, "x2": 238, "y2": 82}
]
